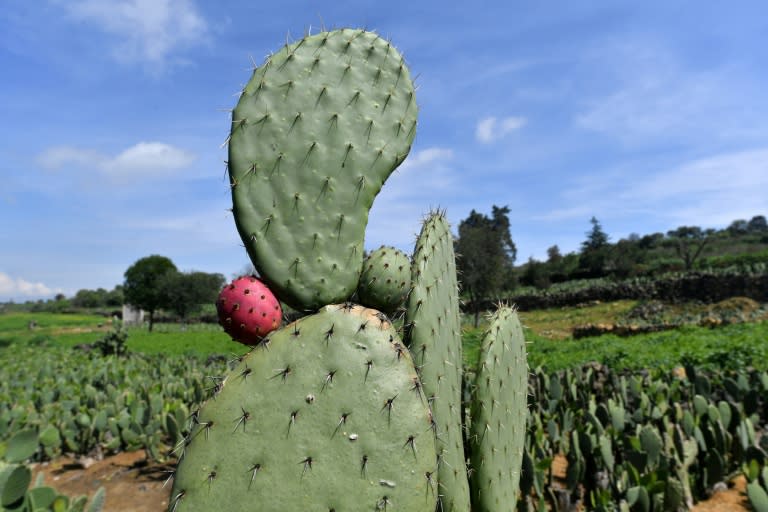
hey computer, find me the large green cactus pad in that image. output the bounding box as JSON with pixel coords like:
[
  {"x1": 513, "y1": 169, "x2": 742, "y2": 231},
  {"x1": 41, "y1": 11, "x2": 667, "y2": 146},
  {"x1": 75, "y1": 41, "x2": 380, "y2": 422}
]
[
  {"x1": 404, "y1": 211, "x2": 470, "y2": 512},
  {"x1": 228, "y1": 29, "x2": 417, "y2": 311},
  {"x1": 170, "y1": 304, "x2": 436, "y2": 512},
  {"x1": 469, "y1": 306, "x2": 528, "y2": 512}
]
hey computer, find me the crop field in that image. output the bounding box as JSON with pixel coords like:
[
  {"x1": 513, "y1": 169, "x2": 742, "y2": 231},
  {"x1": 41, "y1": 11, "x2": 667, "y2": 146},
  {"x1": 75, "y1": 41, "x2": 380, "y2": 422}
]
[{"x1": 1, "y1": 303, "x2": 767, "y2": 511}]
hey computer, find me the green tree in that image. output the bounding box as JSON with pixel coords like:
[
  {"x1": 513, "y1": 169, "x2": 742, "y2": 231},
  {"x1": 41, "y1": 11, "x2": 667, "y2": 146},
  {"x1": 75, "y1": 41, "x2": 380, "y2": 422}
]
[
  {"x1": 162, "y1": 271, "x2": 225, "y2": 321},
  {"x1": 666, "y1": 226, "x2": 714, "y2": 270},
  {"x1": 455, "y1": 206, "x2": 516, "y2": 327},
  {"x1": 579, "y1": 217, "x2": 611, "y2": 277},
  {"x1": 123, "y1": 255, "x2": 178, "y2": 331}
]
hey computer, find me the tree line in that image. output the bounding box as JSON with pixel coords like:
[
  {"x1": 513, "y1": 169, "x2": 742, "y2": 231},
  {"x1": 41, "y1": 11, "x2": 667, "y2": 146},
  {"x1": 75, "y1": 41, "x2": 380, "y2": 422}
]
[{"x1": 454, "y1": 209, "x2": 768, "y2": 325}]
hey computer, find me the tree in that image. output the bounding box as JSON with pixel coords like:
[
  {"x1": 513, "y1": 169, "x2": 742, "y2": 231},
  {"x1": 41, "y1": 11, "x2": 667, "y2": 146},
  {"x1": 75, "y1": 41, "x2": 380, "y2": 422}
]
[
  {"x1": 123, "y1": 255, "x2": 178, "y2": 331},
  {"x1": 162, "y1": 271, "x2": 225, "y2": 321},
  {"x1": 748, "y1": 215, "x2": 768, "y2": 233},
  {"x1": 455, "y1": 206, "x2": 516, "y2": 327},
  {"x1": 666, "y1": 226, "x2": 714, "y2": 270},
  {"x1": 579, "y1": 217, "x2": 611, "y2": 277}
]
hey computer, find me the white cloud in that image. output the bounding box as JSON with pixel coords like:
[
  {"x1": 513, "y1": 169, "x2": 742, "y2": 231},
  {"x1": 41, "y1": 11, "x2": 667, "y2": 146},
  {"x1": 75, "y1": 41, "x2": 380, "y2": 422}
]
[
  {"x1": 575, "y1": 40, "x2": 768, "y2": 145},
  {"x1": 476, "y1": 116, "x2": 526, "y2": 144},
  {"x1": 60, "y1": 0, "x2": 208, "y2": 69},
  {"x1": 37, "y1": 142, "x2": 196, "y2": 180},
  {"x1": 0, "y1": 272, "x2": 61, "y2": 300},
  {"x1": 367, "y1": 147, "x2": 457, "y2": 250},
  {"x1": 536, "y1": 148, "x2": 768, "y2": 228}
]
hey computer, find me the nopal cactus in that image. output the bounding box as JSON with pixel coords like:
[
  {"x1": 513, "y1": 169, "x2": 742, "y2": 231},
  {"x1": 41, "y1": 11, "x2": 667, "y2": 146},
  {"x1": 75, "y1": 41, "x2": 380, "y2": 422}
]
[
  {"x1": 170, "y1": 27, "x2": 529, "y2": 512},
  {"x1": 227, "y1": 28, "x2": 417, "y2": 311},
  {"x1": 469, "y1": 306, "x2": 528, "y2": 511},
  {"x1": 170, "y1": 304, "x2": 437, "y2": 511},
  {"x1": 405, "y1": 210, "x2": 471, "y2": 512}
]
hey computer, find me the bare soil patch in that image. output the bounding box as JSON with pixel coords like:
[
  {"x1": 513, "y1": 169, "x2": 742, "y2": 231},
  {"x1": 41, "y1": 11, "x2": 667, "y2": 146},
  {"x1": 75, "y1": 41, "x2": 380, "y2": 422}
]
[{"x1": 31, "y1": 451, "x2": 169, "y2": 512}]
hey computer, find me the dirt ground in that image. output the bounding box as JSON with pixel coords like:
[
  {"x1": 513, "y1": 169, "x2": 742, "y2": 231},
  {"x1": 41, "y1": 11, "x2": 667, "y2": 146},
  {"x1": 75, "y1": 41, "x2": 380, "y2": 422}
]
[
  {"x1": 31, "y1": 451, "x2": 170, "y2": 512},
  {"x1": 31, "y1": 451, "x2": 749, "y2": 511}
]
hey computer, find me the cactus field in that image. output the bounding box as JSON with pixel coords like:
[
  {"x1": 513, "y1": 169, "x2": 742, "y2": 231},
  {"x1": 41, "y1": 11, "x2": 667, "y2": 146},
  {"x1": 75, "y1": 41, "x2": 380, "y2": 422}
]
[{"x1": 2, "y1": 27, "x2": 768, "y2": 512}]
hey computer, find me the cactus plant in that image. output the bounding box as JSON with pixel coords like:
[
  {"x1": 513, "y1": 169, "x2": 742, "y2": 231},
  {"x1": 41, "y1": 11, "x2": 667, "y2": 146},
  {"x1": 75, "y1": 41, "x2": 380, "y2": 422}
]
[
  {"x1": 468, "y1": 306, "x2": 528, "y2": 512},
  {"x1": 170, "y1": 304, "x2": 437, "y2": 511},
  {"x1": 227, "y1": 28, "x2": 417, "y2": 311},
  {"x1": 166, "y1": 27, "x2": 532, "y2": 512},
  {"x1": 405, "y1": 210, "x2": 471, "y2": 512}
]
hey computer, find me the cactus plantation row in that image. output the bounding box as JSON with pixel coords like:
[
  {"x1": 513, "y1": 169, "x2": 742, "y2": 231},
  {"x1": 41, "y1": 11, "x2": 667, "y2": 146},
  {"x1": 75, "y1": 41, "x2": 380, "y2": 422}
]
[{"x1": 167, "y1": 28, "x2": 529, "y2": 511}]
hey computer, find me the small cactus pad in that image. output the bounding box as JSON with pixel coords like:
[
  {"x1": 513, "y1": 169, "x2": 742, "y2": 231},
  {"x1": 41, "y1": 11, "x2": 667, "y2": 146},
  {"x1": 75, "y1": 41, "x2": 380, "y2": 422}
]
[
  {"x1": 228, "y1": 29, "x2": 418, "y2": 311},
  {"x1": 405, "y1": 211, "x2": 470, "y2": 512},
  {"x1": 357, "y1": 246, "x2": 411, "y2": 314},
  {"x1": 170, "y1": 304, "x2": 437, "y2": 512},
  {"x1": 216, "y1": 276, "x2": 282, "y2": 344},
  {"x1": 469, "y1": 307, "x2": 528, "y2": 511}
]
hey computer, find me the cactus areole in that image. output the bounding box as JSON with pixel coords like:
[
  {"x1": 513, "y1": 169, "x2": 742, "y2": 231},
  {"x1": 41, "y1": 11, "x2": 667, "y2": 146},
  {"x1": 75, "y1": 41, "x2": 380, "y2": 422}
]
[
  {"x1": 216, "y1": 276, "x2": 282, "y2": 344},
  {"x1": 227, "y1": 28, "x2": 417, "y2": 311}
]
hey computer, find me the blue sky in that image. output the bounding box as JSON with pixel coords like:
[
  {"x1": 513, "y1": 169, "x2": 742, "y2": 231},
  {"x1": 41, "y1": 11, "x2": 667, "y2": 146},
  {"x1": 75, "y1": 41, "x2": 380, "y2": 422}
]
[{"x1": 2, "y1": 1, "x2": 767, "y2": 301}]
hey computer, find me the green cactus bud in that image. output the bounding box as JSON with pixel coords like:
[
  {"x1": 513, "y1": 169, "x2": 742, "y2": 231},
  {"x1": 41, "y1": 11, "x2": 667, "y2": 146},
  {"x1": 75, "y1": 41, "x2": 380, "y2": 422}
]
[
  {"x1": 228, "y1": 29, "x2": 417, "y2": 310},
  {"x1": 357, "y1": 245, "x2": 411, "y2": 314}
]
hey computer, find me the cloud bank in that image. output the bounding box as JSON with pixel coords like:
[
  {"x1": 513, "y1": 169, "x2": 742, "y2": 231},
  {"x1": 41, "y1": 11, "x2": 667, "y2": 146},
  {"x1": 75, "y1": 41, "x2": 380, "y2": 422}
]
[
  {"x1": 0, "y1": 272, "x2": 61, "y2": 300},
  {"x1": 37, "y1": 142, "x2": 196, "y2": 180}
]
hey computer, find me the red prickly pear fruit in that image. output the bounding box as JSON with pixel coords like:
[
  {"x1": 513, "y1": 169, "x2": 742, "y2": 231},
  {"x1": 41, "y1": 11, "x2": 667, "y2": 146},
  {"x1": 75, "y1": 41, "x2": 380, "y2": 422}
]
[{"x1": 216, "y1": 276, "x2": 282, "y2": 345}]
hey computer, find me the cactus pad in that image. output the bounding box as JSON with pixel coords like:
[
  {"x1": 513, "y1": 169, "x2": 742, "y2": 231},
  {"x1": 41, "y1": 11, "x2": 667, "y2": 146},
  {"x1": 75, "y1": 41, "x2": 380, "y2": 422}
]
[
  {"x1": 228, "y1": 29, "x2": 418, "y2": 311},
  {"x1": 357, "y1": 245, "x2": 411, "y2": 315},
  {"x1": 469, "y1": 306, "x2": 528, "y2": 511},
  {"x1": 170, "y1": 304, "x2": 436, "y2": 512},
  {"x1": 404, "y1": 211, "x2": 470, "y2": 512}
]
